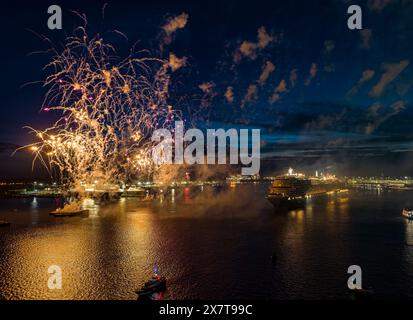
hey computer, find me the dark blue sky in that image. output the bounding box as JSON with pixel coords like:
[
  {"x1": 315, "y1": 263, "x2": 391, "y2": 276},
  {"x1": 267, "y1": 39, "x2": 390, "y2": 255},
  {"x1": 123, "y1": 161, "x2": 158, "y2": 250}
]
[{"x1": 1, "y1": 0, "x2": 413, "y2": 178}]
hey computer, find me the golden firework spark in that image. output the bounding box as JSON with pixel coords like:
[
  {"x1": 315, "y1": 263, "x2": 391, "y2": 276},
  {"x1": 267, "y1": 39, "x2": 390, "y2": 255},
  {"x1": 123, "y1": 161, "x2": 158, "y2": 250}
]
[{"x1": 20, "y1": 24, "x2": 181, "y2": 191}]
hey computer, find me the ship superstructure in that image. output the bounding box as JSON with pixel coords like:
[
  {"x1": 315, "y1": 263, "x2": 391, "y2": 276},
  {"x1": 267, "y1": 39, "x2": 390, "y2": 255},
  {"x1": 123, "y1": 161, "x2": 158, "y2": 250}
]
[
  {"x1": 267, "y1": 168, "x2": 346, "y2": 208},
  {"x1": 267, "y1": 168, "x2": 311, "y2": 207}
]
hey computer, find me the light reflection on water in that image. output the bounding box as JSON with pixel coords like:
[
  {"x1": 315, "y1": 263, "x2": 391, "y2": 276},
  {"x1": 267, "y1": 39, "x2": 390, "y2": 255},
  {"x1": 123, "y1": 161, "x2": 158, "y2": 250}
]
[{"x1": 0, "y1": 185, "x2": 413, "y2": 300}]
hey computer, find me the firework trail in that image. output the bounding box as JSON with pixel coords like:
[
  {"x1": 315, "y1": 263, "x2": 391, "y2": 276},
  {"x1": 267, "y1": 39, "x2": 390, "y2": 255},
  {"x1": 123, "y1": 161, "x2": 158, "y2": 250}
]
[{"x1": 21, "y1": 23, "x2": 181, "y2": 192}]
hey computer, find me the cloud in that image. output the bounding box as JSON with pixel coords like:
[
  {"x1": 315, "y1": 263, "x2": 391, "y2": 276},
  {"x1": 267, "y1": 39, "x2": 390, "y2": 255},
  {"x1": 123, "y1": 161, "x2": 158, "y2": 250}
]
[
  {"x1": 233, "y1": 26, "x2": 274, "y2": 63},
  {"x1": 161, "y1": 13, "x2": 189, "y2": 46},
  {"x1": 269, "y1": 94, "x2": 280, "y2": 104},
  {"x1": 276, "y1": 79, "x2": 287, "y2": 93},
  {"x1": 359, "y1": 29, "x2": 372, "y2": 49},
  {"x1": 241, "y1": 84, "x2": 258, "y2": 108},
  {"x1": 224, "y1": 86, "x2": 234, "y2": 103},
  {"x1": 269, "y1": 79, "x2": 287, "y2": 104},
  {"x1": 258, "y1": 61, "x2": 275, "y2": 85},
  {"x1": 365, "y1": 100, "x2": 406, "y2": 134},
  {"x1": 163, "y1": 13, "x2": 188, "y2": 34},
  {"x1": 304, "y1": 63, "x2": 318, "y2": 86},
  {"x1": 370, "y1": 60, "x2": 409, "y2": 98},
  {"x1": 360, "y1": 69, "x2": 376, "y2": 83},
  {"x1": 368, "y1": 0, "x2": 392, "y2": 12},
  {"x1": 238, "y1": 41, "x2": 257, "y2": 60},
  {"x1": 305, "y1": 115, "x2": 339, "y2": 131},
  {"x1": 257, "y1": 26, "x2": 273, "y2": 49},
  {"x1": 347, "y1": 69, "x2": 375, "y2": 96},
  {"x1": 168, "y1": 53, "x2": 187, "y2": 72},
  {"x1": 304, "y1": 108, "x2": 351, "y2": 131},
  {"x1": 391, "y1": 100, "x2": 406, "y2": 113}
]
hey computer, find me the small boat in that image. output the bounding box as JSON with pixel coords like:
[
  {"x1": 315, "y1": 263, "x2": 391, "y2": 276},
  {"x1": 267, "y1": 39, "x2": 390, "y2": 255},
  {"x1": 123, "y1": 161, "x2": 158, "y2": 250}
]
[
  {"x1": 402, "y1": 207, "x2": 413, "y2": 220},
  {"x1": 136, "y1": 275, "x2": 167, "y2": 297},
  {"x1": 0, "y1": 221, "x2": 10, "y2": 227},
  {"x1": 50, "y1": 209, "x2": 89, "y2": 217}
]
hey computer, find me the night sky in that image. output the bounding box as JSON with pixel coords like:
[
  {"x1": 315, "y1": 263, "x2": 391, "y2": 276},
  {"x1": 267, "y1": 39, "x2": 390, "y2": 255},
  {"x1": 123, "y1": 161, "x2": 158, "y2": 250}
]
[{"x1": 1, "y1": 0, "x2": 413, "y2": 179}]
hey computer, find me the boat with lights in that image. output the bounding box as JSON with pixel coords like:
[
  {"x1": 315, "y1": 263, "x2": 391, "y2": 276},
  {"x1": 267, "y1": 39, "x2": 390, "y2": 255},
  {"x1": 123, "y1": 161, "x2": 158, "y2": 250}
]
[
  {"x1": 50, "y1": 202, "x2": 89, "y2": 217},
  {"x1": 267, "y1": 168, "x2": 346, "y2": 208},
  {"x1": 402, "y1": 207, "x2": 413, "y2": 220},
  {"x1": 267, "y1": 169, "x2": 311, "y2": 207},
  {"x1": 136, "y1": 274, "x2": 167, "y2": 297}
]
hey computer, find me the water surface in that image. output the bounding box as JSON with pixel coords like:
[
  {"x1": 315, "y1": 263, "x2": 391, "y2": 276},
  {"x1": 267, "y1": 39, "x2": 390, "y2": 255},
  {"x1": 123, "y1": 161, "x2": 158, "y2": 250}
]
[{"x1": 0, "y1": 184, "x2": 412, "y2": 300}]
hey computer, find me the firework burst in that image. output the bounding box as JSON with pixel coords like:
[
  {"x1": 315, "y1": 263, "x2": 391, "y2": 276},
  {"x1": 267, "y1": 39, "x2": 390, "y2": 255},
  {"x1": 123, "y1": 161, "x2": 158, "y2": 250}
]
[{"x1": 21, "y1": 24, "x2": 181, "y2": 192}]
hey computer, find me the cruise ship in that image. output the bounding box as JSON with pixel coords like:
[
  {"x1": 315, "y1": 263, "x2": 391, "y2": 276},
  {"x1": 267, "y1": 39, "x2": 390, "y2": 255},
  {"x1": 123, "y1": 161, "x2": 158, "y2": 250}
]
[
  {"x1": 267, "y1": 169, "x2": 312, "y2": 207},
  {"x1": 267, "y1": 168, "x2": 345, "y2": 208}
]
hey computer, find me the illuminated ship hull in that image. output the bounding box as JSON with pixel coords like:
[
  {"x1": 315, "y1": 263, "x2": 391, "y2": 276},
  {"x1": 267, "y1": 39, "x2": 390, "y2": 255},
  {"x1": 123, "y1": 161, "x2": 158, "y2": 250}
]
[
  {"x1": 267, "y1": 174, "x2": 346, "y2": 208},
  {"x1": 267, "y1": 176, "x2": 311, "y2": 208},
  {"x1": 267, "y1": 196, "x2": 306, "y2": 208},
  {"x1": 307, "y1": 179, "x2": 344, "y2": 196}
]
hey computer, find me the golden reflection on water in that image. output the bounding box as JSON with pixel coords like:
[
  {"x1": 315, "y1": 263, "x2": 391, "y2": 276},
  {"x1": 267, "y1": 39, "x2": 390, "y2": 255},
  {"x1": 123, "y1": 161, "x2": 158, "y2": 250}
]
[
  {"x1": 288, "y1": 209, "x2": 305, "y2": 222},
  {"x1": 82, "y1": 198, "x2": 99, "y2": 217},
  {"x1": 286, "y1": 193, "x2": 350, "y2": 223},
  {"x1": 1, "y1": 186, "x2": 412, "y2": 299},
  {"x1": 275, "y1": 192, "x2": 353, "y2": 293},
  {"x1": 4, "y1": 222, "x2": 98, "y2": 299},
  {"x1": 0, "y1": 198, "x2": 161, "y2": 300}
]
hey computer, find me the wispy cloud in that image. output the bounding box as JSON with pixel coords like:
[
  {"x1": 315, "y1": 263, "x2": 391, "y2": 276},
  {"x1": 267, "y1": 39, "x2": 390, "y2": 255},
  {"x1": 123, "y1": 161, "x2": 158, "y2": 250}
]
[
  {"x1": 258, "y1": 61, "x2": 275, "y2": 85},
  {"x1": 269, "y1": 79, "x2": 287, "y2": 104},
  {"x1": 233, "y1": 26, "x2": 274, "y2": 63},
  {"x1": 304, "y1": 110, "x2": 347, "y2": 131},
  {"x1": 161, "y1": 13, "x2": 188, "y2": 48},
  {"x1": 168, "y1": 53, "x2": 187, "y2": 72},
  {"x1": 365, "y1": 100, "x2": 406, "y2": 134},
  {"x1": 370, "y1": 60, "x2": 409, "y2": 98},
  {"x1": 347, "y1": 69, "x2": 375, "y2": 97},
  {"x1": 241, "y1": 84, "x2": 258, "y2": 108},
  {"x1": 257, "y1": 26, "x2": 273, "y2": 49}
]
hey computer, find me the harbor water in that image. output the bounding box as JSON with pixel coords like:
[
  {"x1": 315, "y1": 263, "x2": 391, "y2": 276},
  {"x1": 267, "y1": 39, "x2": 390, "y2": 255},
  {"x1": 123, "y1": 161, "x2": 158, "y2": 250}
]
[{"x1": 0, "y1": 184, "x2": 413, "y2": 300}]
